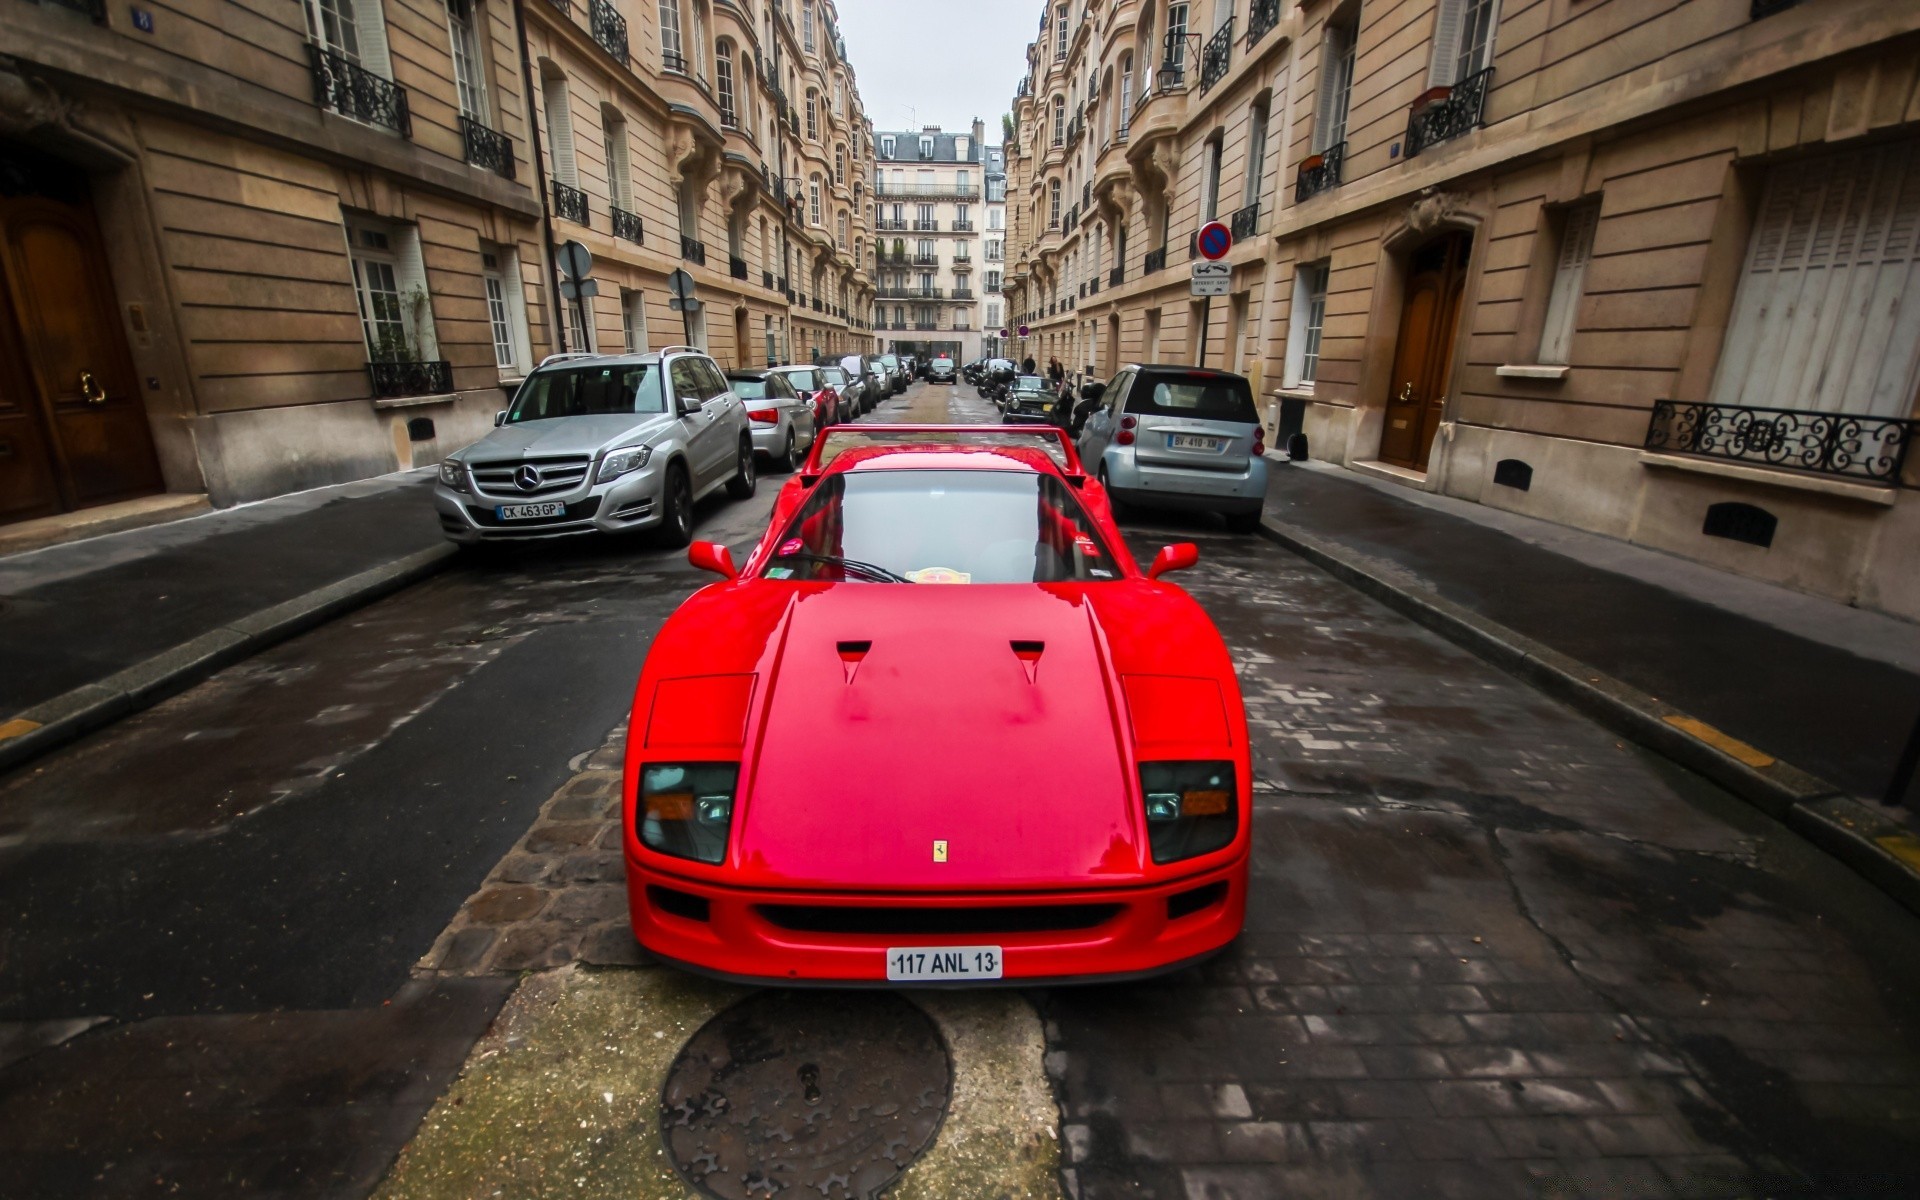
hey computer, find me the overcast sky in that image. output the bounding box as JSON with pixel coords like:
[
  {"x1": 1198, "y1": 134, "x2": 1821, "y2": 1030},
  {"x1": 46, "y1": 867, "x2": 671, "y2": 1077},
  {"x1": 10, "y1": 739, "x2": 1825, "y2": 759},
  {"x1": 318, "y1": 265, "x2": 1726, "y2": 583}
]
[{"x1": 834, "y1": 0, "x2": 1037, "y2": 138}]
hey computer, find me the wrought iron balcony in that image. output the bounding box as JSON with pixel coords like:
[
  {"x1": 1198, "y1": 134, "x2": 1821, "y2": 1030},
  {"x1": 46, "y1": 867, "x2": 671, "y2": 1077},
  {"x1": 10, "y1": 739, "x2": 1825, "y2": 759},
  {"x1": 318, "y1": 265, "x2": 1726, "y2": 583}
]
[
  {"x1": 1405, "y1": 68, "x2": 1492, "y2": 159},
  {"x1": 1229, "y1": 201, "x2": 1258, "y2": 241},
  {"x1": 1088, "y1": 276, "x2": 1099, "y2": 295},
  {"x1": 1201, "y1": 19, "x2": 1234, "y2": 94},
  {"x1": 459, "y1": 115, "x2": 514, "y2": 178},
  {"x1": 589, "y1": 0, "x2": 628, "y2": 64},
  {"x1": 662, "y1": 48, "x2": 687, "y2": 75},
  {"x1": 368, "y1": 358, "x2": 452, "y2": 399},
  {"x1": 953, "y1": 288, "x2": 975, "y2": 300},
  {"x1": 1645, "y1": 401, "x2": 1913, "y2": 484},
  {"x1": 876, "y1": 218, "x2": 908, "y2": 231},
  {"x1": 1109, "y1": 265, "x2": 1124, "y2": 288},
  {"x1": 913, "y1": 220, "x2": 940, "y2": 231},
  {"x1": 1247, "y1": 0, "x2": 1281, "y2": 46},
  {"x1": 763, "y1": 269, "x2": 775, "y2": 289},
  {"x1": 541, "y1": 0, "x2": 570, "y2": 12},
  {"x1": 913, "y1": 253, "x2": 938, "y2": 265},
  {"x1": 1144, "y1": 245, "x2": 1167, "y2": 274},
  {"x1": 729, "y1": 255, "x2": 748, "y2": 280},
  {"x1": 680, "y1": 235, "x2": 707, "y2": 265},
  {"x1": 720, "y1": 108, "x2": 738, "y2": 130},
  {"x1": 308, "y1": 43, "x2": 411, "y2": 136},
  {"x1": 1078, "y1": 282, "x2": 1086, "y2": 299},
  {"x1": 951, "y1": 220, "x2": 974, "y2": 232},
  {"x1": 552, "y1": 180, "x2": 588, "y2": 224},
  {"x1": 1295, "y1": 142, "x2": 1344, "y2": 202},
  {"x1": 611, "y1": 205, "x2": 643, "y2": 244},
  {"x1": 874, "y1": 181, "x2": 982, "y2": 201}
]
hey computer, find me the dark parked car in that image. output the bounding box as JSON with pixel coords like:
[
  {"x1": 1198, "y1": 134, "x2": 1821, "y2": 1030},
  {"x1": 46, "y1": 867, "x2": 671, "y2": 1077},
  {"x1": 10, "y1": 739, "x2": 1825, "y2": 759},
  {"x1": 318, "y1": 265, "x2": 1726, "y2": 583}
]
[
  {"x1": 1000, "y1": 375, "x2": 1058, "y2": 425},
  {"x1": 927, "y1": 355, "x2": 956, "y2": 383}
]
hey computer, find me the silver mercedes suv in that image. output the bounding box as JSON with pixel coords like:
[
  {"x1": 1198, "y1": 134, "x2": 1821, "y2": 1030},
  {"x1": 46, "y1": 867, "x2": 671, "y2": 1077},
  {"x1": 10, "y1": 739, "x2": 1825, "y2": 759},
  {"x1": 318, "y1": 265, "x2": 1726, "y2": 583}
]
[{"x1": 433, "y1": 347, "x2": 756, "y2": 547}]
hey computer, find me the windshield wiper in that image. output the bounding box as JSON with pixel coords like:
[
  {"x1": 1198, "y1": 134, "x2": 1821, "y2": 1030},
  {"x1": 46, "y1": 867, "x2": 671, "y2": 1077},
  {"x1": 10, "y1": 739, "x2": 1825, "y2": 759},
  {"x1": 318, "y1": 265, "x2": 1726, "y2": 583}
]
[{"x1": 772, "y1": 552, "x2": 913, "y2": 583}]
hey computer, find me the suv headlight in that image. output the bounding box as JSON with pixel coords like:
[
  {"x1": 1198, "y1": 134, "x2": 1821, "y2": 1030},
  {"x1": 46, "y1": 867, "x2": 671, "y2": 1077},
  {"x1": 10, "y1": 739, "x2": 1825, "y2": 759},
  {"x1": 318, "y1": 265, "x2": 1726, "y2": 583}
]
[
  {"x1": 597, "y1": 445, "x2": 653, "y2": 483},
  {"x1": 638, "y1": 763, "x2": 738, "y2": 864},
  {"x1": 437, "y1": 460, "x2": 468, "y2": 493},
  {"x1": 1140, "y1": 761, "x2": 1238, "y2": 864}
]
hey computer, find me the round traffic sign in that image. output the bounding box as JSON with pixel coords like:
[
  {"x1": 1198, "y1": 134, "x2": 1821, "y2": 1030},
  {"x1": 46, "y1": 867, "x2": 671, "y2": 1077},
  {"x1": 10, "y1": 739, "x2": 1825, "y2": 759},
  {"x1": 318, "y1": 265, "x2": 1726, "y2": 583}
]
[
  {"x1": 667, "y1": 268, "x2": 697, "y2": 301},
  {"x1": 1197, "y1": 221, "x2": 1232, "y2": 261},
  {"x1": 1016, "y1": 324, "x2": 1031, "y2": 338},
  {"x1": 998, "y1": 328, "x2": 1010, "y2": 339},
  {"x1": 557, "y1": 239, "x2": 593, "y2": 280}
]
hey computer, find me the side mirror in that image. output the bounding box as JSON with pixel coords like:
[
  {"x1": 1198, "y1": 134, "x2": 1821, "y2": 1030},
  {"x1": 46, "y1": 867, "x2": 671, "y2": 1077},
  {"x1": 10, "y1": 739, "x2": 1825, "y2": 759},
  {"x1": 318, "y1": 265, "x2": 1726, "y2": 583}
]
[
  {"x1": 678, "y1": 394, "x2": 703, "y2": 416},
  {"x1": 1147, "y1": 543, "x2": 1199, "y2": 580},
  {"x1": 688, "y1": 541, "x2": 738, "y2": 579},
  {"x1": 1079, "y1": 382, "x2": 1106, "y2": 402},
  {"x1": 494, "y1": 410, "x2": 507, "y2": 427}
]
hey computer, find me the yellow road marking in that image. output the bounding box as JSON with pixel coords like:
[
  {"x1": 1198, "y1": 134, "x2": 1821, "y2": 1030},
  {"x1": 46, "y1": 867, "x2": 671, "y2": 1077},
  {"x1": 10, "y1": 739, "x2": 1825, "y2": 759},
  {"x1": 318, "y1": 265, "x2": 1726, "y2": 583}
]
[
  {"x1": 1876, "y1": 834, "x2": 1920, "y2": 873},
  {"x1": 1662, "y1": 715, "x2": 1776, "y2": 768},
  {"x1": 0, "y1": 717, "x2": 43, "y2": 742}
]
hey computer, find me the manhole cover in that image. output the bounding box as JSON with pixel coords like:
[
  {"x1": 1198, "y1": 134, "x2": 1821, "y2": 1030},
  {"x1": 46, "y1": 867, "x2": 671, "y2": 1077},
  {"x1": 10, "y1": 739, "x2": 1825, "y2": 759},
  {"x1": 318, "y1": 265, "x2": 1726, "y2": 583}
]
[{"x1": 661, "y1": 991, "x2": 951, "y2": 1199}]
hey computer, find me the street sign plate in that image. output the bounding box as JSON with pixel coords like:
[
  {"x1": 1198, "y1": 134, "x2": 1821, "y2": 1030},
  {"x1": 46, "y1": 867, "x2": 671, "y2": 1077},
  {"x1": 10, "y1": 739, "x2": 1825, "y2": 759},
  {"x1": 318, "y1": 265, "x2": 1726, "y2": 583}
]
[
  {"x1": 1191, "y1": 260, "x2": 1231, "y2": 297},
  {"x1": 668, "y1": 268, "x2": 697, "y2": 301},
  {"x1": 668, "y1": 296, "x2": 704, "y2": 312},
  {"x1": 1197, "y1": 221, "x2": 1232, "y2": 261},
  {"x1": 557, "y1": 239, "x2": 592, "y2": 280},
  {"x1": 558, "y1": 279, "x2": 600, "y2": 300}
]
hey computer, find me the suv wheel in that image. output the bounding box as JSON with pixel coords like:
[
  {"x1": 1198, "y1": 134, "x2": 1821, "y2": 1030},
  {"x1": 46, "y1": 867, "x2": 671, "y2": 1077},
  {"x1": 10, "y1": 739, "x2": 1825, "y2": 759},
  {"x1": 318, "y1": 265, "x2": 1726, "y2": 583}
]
[
  {"x1": 658, "y1": 464, "x2": 694, "y2": 548},
  {"x1": 726, "y1": 437, "x2": 757, "y2": 498}
]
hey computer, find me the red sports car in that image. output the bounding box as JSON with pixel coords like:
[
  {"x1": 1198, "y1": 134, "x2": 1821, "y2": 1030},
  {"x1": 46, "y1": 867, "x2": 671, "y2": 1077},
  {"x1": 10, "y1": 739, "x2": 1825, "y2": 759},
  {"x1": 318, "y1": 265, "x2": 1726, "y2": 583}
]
[{"x1": 621, "y1": 426, "x2": 1251, "y2": 985}]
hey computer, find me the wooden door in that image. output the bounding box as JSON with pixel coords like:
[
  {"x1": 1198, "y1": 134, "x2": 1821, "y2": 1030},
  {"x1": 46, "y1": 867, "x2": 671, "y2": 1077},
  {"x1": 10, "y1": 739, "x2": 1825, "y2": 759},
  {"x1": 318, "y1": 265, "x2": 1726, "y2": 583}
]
[
  {"x1": 0, "y1": 188, "x2": 161, "y2": 520},
  {"x1": 1380, "y1": 232, "x2": 1471, "y2": 470}
]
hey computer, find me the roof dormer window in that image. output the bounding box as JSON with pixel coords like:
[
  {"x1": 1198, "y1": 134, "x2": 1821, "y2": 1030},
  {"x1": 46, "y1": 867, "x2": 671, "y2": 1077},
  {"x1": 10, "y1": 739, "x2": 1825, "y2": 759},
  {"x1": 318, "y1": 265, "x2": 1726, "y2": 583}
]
[{"x1": 919, "y1": 136, "x2": 933, "y2": 158}]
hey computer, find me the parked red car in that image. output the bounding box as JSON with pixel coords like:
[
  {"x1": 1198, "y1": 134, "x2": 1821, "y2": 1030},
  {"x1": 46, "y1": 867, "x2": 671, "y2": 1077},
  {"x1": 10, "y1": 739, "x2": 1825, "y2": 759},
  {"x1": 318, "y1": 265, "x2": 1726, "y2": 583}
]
[{"x1": 621, "y1": 426, "x2": 1251, "y2": 984}]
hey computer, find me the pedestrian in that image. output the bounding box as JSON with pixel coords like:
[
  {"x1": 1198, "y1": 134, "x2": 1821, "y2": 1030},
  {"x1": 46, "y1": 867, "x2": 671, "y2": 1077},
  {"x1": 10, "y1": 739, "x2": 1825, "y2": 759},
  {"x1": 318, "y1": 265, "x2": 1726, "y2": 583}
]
[
  {"x1": 1047, "y1": 357, "x2": 1063, "y2": 385},
  {"x1": 1022, "y1": 355, "x2": 1036, "y2": 375}
]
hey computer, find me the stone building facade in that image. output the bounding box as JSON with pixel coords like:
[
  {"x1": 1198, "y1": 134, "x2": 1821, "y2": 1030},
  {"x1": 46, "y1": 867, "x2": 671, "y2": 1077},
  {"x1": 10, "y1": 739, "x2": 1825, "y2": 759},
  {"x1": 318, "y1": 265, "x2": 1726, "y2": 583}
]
[
  {"x1": 1004, "y1": 0, "x2": 1920, "y2": 619},
  {"x1": 872, "y1": 120, "x2": 989, "y2": 361},
  {"x1": 0, "y1": 0, "x2": 875, "y2": 526}
]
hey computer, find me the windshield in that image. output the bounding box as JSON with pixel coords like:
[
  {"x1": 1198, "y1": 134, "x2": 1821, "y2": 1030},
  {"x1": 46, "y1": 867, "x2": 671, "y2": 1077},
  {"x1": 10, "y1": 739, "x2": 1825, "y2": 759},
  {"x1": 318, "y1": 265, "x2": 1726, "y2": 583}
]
[
  {"x1": 507, "y1": 364, "x2": 666, "y2": 423},
  {"x1": 820, "y1": 367, "x2": 849, "y2": 386},
  {"x1": 762, "y1": 470, "x2": 1120, "y2": 584},
  {"x1": 813, "y1": 428, "x2": 1073, "y2": 469},
  {"x1": 1013, "y1": 376, "x2": 1047, "y2": 392},
  {"x1": 730, "y1": 378, "x2": 771, "y2": 399},
  {"x1": 1126, "y1": 375, "x2": 1260, "y2": 424}
]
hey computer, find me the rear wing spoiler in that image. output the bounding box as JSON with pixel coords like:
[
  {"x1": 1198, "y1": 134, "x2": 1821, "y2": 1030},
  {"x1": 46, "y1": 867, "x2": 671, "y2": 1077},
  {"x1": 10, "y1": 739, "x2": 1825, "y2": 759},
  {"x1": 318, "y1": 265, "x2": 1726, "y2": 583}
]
[{"x1": 801, "y1": 425, "x2": 1085, "y2": 477}]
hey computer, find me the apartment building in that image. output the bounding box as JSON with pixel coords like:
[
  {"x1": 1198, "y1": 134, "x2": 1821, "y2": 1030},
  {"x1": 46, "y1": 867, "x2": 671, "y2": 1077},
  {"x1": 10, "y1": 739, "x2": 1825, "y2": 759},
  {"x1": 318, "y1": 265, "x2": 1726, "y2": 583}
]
[
  {"x1": 983, "y1": 141, "x2": 1010, "y2": 358},
  {"x1": 1006, "y1": 0, "x2": 1920, "y2": 619},
  {"x1": 872, "y1": 120, "x2": 989, "y2": 361},
  {"x1": 0, "y1": 0, "x2": 875, "y2": 527}
]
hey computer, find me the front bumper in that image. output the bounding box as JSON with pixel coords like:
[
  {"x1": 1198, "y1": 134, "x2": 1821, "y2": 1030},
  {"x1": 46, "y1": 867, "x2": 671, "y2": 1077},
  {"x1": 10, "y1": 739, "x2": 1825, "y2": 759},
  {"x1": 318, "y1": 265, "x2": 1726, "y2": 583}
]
[
  {"x1": 432, "y1": 465, "x2": 667, "y2": 543},
  {"x1": 1103, "y1": 448, "x2": 1270, "y2": 515},
  {"x1": 624, "y1": 854, "x2": 1248, "y2": 985}
]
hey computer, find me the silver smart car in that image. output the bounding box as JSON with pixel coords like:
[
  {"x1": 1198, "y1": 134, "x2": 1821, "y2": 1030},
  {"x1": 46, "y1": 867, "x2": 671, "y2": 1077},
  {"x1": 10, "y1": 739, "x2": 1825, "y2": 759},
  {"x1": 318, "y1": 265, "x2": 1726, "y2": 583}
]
[
  {"x1": 1075, "y1": 364, "x2": 1269, "y2": 532},
  {"x1": 434, "y1": 348, "x2": 756, "y2": 547}
]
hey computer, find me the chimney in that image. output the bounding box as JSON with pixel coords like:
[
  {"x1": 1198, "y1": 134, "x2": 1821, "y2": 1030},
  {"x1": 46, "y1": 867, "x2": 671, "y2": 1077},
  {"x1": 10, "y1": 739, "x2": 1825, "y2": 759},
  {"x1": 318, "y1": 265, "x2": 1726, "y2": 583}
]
[{"x1": 972, "y1": 118, "x2": 986, "y2": 158}]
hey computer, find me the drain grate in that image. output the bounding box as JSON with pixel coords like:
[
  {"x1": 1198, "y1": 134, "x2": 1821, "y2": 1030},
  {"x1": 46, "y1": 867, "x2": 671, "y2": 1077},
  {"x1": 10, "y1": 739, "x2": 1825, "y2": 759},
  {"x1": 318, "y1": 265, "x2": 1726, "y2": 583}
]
[{"x1": 661, "y1": 991, "x2": 951, "y2": 1199}]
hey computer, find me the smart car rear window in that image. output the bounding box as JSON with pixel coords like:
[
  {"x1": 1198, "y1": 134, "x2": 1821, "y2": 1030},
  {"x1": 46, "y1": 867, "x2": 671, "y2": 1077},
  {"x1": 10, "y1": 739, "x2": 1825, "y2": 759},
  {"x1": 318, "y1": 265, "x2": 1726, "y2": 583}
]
[
  {"x1": 507, "y1": 364, "x2": 667, "y2": 423},
  {"x1": 1126, "y1": 376, "x2": 1258, "y2": 423}
]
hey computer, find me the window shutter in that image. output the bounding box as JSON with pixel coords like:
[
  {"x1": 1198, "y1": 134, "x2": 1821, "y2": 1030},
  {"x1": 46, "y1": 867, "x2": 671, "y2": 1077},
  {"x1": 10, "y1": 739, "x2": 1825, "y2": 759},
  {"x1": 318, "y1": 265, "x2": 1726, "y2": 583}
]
[
  {"x1": 607, "y1": 116, "x2": 633, "y2": 210},
  {"x1": 543, "y1": 75, "x2": 576, "y2": 187},
  {"x1": 352, "y1": 0, "x2": 395, "y2": 79},
  {"x1": 394, "y1": 225, "x2": 437, "y2": 360},
  {"x1": 1428, "y1": 0, "x2": 1466, "y2": 90},
  {"x1": 1710, "y1": 141, "x2": 1920, "y2": 419},
  {"x1": 1538, "y1": 201, "x2": 1599, "y2": 365}
]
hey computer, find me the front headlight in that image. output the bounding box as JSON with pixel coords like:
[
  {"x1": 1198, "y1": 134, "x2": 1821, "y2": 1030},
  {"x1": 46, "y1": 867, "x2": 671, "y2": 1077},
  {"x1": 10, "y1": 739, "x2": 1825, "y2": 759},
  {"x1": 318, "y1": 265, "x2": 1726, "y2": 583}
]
[
  {"x1": 597, "y1": 445, "x2": 653, "y2": 483},
  {"x1": 638, "y1": 762, "x2": 738, "y2": 864},
  {"x1": 1140, "y1": 761, "x2": 1238, "y2": 864},
  {"x1": 437, "y1": 460, "x2": 468, "y2": 493}
]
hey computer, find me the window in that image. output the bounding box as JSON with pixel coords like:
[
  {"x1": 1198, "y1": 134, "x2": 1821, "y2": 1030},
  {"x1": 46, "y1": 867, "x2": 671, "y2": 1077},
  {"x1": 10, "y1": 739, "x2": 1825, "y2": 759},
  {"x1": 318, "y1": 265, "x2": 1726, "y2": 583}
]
[
  {"x1": 659, "y1": 0, "x2": 684, "y2": 70},
  {"x1": 1537, "y1": 200, "x2": 1599, "y2": 365},
  {"x1": 347, "y1": 216, "x2": 435, "y2": 363},
  {"x1": 716, "y1": 42, "x2": 737, "y2": 124},
  {"x1": 621, "y1": 288, "x2": 649, "y2": 352},
  {"x1": 540, "y1": 64, "x2": 575, "y2": 186},
  {"x1": 1119, "y1": 55, "x2": 1133, "y2": 136},
  {"x1": 957, "y1": 169, "x2": 971, "y2": 193},
  {"x1": 835, "y1": 145, "x2": 845, "y2": 184},
  {"x1": 986, "y1": 270, "x2": 1002, "y2": 292},
  {"x1": 809, "y1": 174, "x2": 822, "y2": 224},
  {"x1": 880, "y1": 134, "x2": 895, "y2": 157},
  {"x1": 1709, "y1": 141, "x2": 1920, "y2": 421},
  {"x1": 1200, "y1": 137, "x2": 1222, "y2": 222},
  {"x1": 919, "y1": 136, "x2": 934, "y2": 158},
  {"x1": 306, "y1": 0, "x2": 393, "y2": 78},
  {"x1": 838, "y1": 211, "x2": 849, "y2": 247},
  {"x1": 1283, "y1": 261, "x2": 1330, "y2": 387},
  {"x1": 1315, "y1": 10, "x2": 1357, "y2": 153},
  {"x1": 604, "y1": 106, "x2": 633, "y2": 211},
  {"x1": 956, "y1": 204, "x2": 971, "y2": 227},
  {"x1": 806, "y1": 89, "x2": 818, "y2": 140},
  {"x1": 987, "y1": 301, "x2": 1001, "y2": 326},
  {"x1": 917, "y1": 203, "x2": 934, "y2": 227},
  {"x1": 446, "y1": 0, "x2": 489, "y2": 121},
  {"x1": 1049, "y1": 179, "x2": 1061, "y2": 228},
  {"x1": 567, "y1": 294, "x2": 595, "y2": 353},
  {"x1": 480, "y1": 243, "x2": 530, "y2": 372},
  {"x1": 1243, "y1": 97, "x2": 1269, "y2": 209},
  {"x1": 1054, "y1": 3, "x2": 1068, "y2": 58},
  {"x1": 1052, "y1": 96, "x2": 1065, "y2": 147},
  {"x1": 956, "y1": 136, "x2": 970, "y2": 159},
  {"x1": 1429, "y1": 0, "x2": 1500, "y2": 89},
  {"x1": 802, "y1": 0, "x2": 815, "y2": 52},
  {"x1": 1165, "y1": 3, "x2": 1189, "y2": 71}
]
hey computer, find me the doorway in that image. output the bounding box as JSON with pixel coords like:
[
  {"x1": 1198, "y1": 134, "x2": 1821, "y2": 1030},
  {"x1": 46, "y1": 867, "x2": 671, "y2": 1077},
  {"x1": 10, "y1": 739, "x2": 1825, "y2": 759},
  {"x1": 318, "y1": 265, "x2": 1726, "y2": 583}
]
[
  {"x1": 1378, "y1": 231, "x2": 1471, "y2": 471},
  {"x1": 733, "y1": 307, "x2": 750, "y2": 369},
  {"x1": 0, "y1": 142, "x2": 161, "y2": 525}
]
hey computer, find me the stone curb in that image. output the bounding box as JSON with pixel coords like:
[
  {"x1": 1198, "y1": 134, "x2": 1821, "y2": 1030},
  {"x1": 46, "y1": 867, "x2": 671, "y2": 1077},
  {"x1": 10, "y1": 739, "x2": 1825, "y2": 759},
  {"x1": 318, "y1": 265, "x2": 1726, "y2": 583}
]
[
  {"x1": 1256, "y1": 514, "x2": 1920, "y2": 919},
  {"x1": 0, "y1": 543, "x2": 458, "y2": 776}
]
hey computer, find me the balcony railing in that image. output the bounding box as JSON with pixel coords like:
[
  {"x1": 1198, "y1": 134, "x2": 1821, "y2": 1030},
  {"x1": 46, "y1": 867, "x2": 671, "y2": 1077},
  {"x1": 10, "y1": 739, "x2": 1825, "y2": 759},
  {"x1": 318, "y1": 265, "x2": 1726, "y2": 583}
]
[
  {"x1": 913, "y1": 254, "x2": 938, "y2": 265},
  {"x1": 1087, "y1": 276, "x2": 1099, "y2": 296},
  {"x1": 951, "y1": 221, "x2": 974, "y2": 232},
  {"x1": 552, "y1": 180, "x2": 588, "y2": 224},
  {"x1": 1201, "y1": 19, "x2": 1234, "y2": 94},
  {"x1": 1144, "y1": 245, "x2": 1167, "y2": 274},
  {"x1": 1405, "y1": 68, "x2": 1493, "y2": 159},
  {"x1": 459, "y1": 115, "x2": 513, "y2": 178},
  {"x1": 589, "y1": 0, "x2": 628, "y2": 64},
  {"x1": 661, "y1": 48, "x2": 686, "y2": 75},
  {"x1": 876, "y1": 218, "x2": 908, "y2": 231},
  {"x1": 1295, "y1": 142, "x2": 1344, "y2": 203},
  {"x1": 368, "y1": 358, "x2": 452, "y2": 399},
  {"x1": 1645, "y1": 401, "x2": 1914, "y2": 485},
  {"x1": 612, "y1": 205, "x2": 643, "y2": 244},
  {"x1": 1229, "y1": 201, "x2": 1258, "y2": 242},
  {"x1": 763, "y1": 269, "x2": 775, "y2": 289},
  {"x1": 680, "y1": 235, "x2": 707, "y2": 265},
  {"x1": 729, "y1": 254, "x2": 749, "y2": 280},
  {"x1": 874, "y1": 182, "x2": 981, "y2": 201},
  {"x1": 1247, "y1": 0, "x2": 1281, "y2": 46},
  {"x1": 1109, "y1": 265, "x2": 1124, "y2": 288},
  {"x1": 913, "y1": 220, "x2": 940, "y2": 231},
  {"x1": 308, "y1": 44, "x2": 411, "y2": 136}
]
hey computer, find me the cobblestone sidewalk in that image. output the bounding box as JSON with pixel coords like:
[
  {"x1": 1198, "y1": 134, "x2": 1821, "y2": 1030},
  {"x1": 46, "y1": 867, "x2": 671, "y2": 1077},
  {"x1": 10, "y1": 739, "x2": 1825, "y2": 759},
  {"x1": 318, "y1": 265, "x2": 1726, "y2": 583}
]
[{"x1": 416, "y1": 721, "x2": 643, "y2": 976}]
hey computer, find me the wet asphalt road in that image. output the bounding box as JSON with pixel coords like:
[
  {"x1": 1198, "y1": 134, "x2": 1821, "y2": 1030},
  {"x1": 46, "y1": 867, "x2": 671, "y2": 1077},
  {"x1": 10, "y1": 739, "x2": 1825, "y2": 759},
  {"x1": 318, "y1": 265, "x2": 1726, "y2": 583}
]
[{"x1": 3, "y1": 381, "x2": 1920, "y2": 1198}]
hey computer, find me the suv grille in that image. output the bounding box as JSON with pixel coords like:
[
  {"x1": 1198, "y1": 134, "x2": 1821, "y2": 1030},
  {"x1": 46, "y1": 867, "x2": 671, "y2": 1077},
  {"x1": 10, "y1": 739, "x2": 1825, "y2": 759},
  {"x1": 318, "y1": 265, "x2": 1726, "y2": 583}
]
[{"x1": 469, "y1": 455, "x2": 593, "y2": 498}]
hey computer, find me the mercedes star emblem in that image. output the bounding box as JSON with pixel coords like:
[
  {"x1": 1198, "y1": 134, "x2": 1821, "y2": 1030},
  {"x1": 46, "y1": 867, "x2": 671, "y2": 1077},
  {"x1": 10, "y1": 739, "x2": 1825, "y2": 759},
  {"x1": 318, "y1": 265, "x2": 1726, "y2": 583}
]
[{"x1": 515, "y1": 464, "x2": 543, "y2": 492}]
